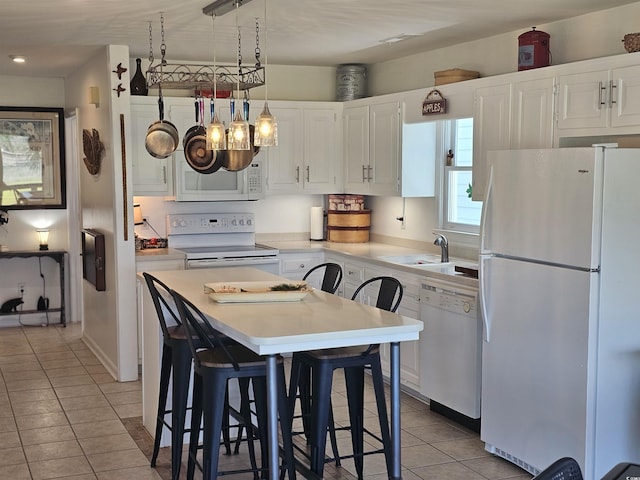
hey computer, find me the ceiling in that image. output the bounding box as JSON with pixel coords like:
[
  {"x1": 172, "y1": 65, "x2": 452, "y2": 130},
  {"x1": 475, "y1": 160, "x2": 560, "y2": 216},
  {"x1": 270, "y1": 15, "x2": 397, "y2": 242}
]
[{"x1": 1, "y1": 0, "x2": 637, "y2": 78}]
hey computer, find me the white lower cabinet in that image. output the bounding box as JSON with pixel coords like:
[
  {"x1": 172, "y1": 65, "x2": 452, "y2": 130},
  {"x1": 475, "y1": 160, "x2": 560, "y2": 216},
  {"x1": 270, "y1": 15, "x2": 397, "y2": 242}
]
[
  {"x1": 324, "y1": 253, "x2": 345, "y2": 297},
  {"x1": 325, "y1": 254, "x2": 422, "y2": 394},
  {"x1": 379, "y1": 270, "x2": 422, "y2": 393},
  {"x1": 278, "y1": 252, "x2": 324, "y2": 286}
]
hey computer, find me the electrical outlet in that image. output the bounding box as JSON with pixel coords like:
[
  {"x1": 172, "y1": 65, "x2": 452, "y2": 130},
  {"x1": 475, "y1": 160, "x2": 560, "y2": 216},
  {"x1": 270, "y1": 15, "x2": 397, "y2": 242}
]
[{"x1": 18, "y1": 283, "x2": 25, "y2": 296}]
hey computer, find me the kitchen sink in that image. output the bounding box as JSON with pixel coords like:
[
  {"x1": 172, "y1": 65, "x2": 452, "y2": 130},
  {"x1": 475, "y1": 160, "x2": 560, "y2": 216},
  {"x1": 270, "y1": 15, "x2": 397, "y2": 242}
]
[{"x1": 377, "y1": 254, "x2": 451, "y2": 267}]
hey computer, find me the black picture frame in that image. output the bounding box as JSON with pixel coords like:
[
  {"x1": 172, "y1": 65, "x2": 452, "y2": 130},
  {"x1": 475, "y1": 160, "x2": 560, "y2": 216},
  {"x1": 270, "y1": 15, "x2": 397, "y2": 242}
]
[{"x1": 0, "y1": 106, "x2": 66, "y2": 209}]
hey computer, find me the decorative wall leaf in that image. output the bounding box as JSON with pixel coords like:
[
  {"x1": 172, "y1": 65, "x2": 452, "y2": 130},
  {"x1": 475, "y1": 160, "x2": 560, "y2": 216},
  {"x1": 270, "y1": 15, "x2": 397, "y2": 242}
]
[{"x1": 82, "y1": 128, "x2": 104, "y2": 175}]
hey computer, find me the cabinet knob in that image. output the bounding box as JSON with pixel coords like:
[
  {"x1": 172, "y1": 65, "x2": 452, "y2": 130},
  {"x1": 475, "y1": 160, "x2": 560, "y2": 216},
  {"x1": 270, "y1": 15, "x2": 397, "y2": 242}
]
[{"x1": 299, "y1": 263, "x2": 305, "y2": 269}]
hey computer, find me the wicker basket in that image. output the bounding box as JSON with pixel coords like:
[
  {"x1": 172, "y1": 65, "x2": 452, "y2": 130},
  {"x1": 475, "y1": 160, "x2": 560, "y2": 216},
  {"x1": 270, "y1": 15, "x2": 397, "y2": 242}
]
[{"x1": 622, "y1": 33, "x2": 640, "y2": 53}]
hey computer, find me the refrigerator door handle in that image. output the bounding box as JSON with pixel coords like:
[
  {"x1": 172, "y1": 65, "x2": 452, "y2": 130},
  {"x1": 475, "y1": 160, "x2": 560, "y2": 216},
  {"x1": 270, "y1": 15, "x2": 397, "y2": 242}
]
[
  {"x1": 479, "y1": 254, "x2": 491, "y2": 342},
  {"x1": 479, "y1": 165, "x2": 494, "y2": 255}
]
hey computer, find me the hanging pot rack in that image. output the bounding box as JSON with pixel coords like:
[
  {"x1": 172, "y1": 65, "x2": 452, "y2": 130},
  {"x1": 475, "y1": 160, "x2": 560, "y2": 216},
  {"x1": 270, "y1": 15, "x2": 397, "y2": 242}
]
[
  {"x1": 146, "y1": 63, "x2": 264, "y2": 91},
  {"x1": 145, "y1": 7, "x2": 264, "y2": 92}
]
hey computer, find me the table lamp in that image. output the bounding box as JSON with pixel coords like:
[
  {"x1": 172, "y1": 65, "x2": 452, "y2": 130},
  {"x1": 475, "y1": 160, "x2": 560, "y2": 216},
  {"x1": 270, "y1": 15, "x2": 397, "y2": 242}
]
[{"x1": 36, "y1": 228, "x2": 49, "y2": 250}]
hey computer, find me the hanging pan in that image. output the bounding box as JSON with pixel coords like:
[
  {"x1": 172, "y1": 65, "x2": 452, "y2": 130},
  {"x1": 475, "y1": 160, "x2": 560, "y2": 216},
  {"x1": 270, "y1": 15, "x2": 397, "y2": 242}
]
[
  {"x1": 183, "y1": 97, "x2": 204, "y2": 149},
  {"x1": 184, "y1": 97, "x2": 224, "y2": 174},
  {"x1": 145, "y1": 87, "x2": 179, "y2": 159}
]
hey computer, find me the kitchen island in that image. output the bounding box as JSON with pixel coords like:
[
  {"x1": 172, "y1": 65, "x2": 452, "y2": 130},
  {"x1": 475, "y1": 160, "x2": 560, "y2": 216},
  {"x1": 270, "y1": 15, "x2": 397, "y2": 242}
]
[{"x1": 138, "y1": 266, "x2": 423, "y2": 479}]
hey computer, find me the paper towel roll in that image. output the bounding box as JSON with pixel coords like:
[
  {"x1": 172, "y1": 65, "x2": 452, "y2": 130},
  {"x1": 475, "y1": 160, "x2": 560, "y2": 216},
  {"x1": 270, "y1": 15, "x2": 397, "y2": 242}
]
[{"x1": 310, "y1": 207, "x2": 324, "y2": 240}]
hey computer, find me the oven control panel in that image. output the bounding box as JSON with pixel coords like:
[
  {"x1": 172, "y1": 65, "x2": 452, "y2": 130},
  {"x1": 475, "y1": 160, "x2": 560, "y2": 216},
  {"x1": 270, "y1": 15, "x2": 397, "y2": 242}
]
[{"x1": 166, "y1": 213, "x2": 255, "y2": 235}]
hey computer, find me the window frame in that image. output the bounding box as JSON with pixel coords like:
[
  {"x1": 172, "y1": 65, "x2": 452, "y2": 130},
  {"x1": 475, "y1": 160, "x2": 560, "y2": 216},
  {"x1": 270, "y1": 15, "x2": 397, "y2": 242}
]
[{"x1": 438, "y1": 117, "x2": 481, "y2": 235}]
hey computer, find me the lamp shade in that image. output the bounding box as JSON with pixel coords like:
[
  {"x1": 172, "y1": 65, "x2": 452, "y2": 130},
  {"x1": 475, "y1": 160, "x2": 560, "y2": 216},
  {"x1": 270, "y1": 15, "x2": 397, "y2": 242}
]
[
  {"x1": 36, "y1": 229, "x2": 49, "y2": 250},
  {"x1": 206, "y1": 113, "x2": 227, "y2": 150},
  {"x1": 133, "y1": 204, "x2": 144, "y2": 226},
  {"x1": 254, "y1": 102, "x2": 278, "y2": 147},
  {"x1": 227, "y1": 110, "x2": 251, "y2": 151}
]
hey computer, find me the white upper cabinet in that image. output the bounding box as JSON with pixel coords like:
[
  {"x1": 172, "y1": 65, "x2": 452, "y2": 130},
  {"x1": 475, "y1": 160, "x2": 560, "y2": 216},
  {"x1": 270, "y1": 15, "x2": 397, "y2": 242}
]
[
  {"x1": 557, "y1": 69, "x2": 610, "y2": 130},
  {"x1": 556, "y1": 58, "x2": 640, "y2": 136},
  {"x1": 611, "y1": 64, "x2": 640, "y2": 128},
  {"x1": 369, "y1": 102, "x2": 401, "y2": 196},
  {"x1": 471, "y1": 82, "x2": 512, "y2": 201},
  {"x1": 343, "y1": 105, "x2": 370, "y2": 193},
  {"x1": 130, "y1": 97, "x2": 174, "y2": 196},
  {"x1": 343, "y1": 100, "x2": 402, "y2": 196},
  {"x1": 266, "y1": 101, "x2": 342, "y2": 195},
  {"x1": 511, "y1": 76, "x2": 555, "y2": 149}
]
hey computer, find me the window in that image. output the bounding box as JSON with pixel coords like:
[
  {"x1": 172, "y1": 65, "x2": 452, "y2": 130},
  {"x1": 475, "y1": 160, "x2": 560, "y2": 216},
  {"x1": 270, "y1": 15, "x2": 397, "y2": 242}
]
[{"x1": 440, "y1": 118, "x2": 482, "y2": 233}]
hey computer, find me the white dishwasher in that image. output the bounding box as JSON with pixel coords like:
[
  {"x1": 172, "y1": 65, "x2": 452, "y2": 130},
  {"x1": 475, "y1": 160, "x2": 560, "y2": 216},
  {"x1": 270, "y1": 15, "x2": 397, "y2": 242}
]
[{"x1": 419, "y1": 278, "x2": 481, "y2": 430}]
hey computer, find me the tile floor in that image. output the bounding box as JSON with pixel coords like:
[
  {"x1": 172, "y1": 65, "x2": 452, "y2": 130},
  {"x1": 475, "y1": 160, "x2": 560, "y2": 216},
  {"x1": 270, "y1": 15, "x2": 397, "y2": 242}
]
[{"x1": 0, "y1": 323, "x2": 533, "y2": 479}]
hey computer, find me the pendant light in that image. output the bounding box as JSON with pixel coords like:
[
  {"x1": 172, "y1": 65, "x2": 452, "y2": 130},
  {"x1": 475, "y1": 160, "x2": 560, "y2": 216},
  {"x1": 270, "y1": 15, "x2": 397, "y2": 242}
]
[
  {"x1": 227, "y1": 2, "x2": 251, "y2": 151},
  {"x1": 254, "y1": 0, "x2": 277, "y2": 146},
  {"x1": 206, "y1": 14, "x2": 227, "y2": 150}
]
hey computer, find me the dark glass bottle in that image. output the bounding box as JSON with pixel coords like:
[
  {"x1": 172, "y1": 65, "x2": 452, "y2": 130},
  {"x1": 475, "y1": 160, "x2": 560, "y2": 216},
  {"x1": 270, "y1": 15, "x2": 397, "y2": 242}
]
[{"x1": 130, "y1": 58, "x2": 148, "y2": 96}]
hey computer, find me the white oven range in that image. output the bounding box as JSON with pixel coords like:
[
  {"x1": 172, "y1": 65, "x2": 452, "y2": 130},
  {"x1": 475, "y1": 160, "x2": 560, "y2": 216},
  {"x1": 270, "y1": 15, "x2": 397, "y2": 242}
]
[{"x1": 166, "y1": 213, "x2": 279, "y2": 273}]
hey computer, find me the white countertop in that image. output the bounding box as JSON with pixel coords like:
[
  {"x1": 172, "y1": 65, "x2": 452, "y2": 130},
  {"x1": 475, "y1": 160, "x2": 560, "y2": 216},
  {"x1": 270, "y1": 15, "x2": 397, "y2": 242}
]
[
  {"x1": 135, "y1": 241, "x2": 479, "y2": 287},
  {"x1": 260, "y1": 239, "x2": 479, "y2": 287},
  {"x1": 140, "y1": 267, "x2": 423, "y2": 355}
]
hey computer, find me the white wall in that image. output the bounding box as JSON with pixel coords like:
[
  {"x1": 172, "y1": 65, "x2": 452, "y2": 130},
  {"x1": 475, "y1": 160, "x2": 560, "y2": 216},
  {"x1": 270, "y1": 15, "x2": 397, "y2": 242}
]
[
  {"x1": 370, "y1": 2, "x2": 640, "y2": 95},
  {"x1": 133, "y1": 194, "x2": 324, "y2": 240},
  {"x1": 65, "y1": 45, "x2": 138, "y2": 382}
]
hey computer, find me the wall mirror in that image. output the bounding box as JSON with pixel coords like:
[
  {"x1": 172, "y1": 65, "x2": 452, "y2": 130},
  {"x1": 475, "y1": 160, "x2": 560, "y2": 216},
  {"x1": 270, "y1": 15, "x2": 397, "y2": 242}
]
[{"x1": 0, "y1": 107, "x2": 66, "y2": 209}]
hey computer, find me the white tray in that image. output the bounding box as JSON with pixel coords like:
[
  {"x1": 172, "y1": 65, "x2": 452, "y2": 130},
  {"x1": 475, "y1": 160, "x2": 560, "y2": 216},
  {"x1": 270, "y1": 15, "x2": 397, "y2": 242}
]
[{"x1": 204, "y1": 281, "x2": 311, "y2": 303}]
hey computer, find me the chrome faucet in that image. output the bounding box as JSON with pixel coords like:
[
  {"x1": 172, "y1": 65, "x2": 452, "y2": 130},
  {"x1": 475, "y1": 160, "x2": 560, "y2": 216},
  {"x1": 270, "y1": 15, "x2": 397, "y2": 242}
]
[{"x1": 433, "y1": 233, "x2": 449, "y2": 263}]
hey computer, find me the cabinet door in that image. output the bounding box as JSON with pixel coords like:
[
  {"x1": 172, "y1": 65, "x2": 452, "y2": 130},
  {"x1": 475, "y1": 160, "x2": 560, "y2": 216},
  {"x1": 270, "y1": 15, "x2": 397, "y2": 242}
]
[
  {"x1": 369, "y1": 102, "x2": 400, "y2": 196},
  {"x1": 167, "y1": 102, "x2": 199, "y2": 151},
  {"x1": 512, "y1": 77, "x2": 555, "y2": 149},
  {"x1": 265, "y1": 107, "x2": 303, "y2": 194},
  {"x1": 343, "y1": 105, "x2": 369, "y2": 193},
  {"x1": 130, "y1": 102, "x2": 174, "y2": 196},
  {"x1": 472, "y1": 83, "x2": 512, "y2": 200},
  {"x1": 303, "y1": 107, "x2": 340, "y2": 193},
  {"x1": 611, "y1": 64, "x2": 640, "y2": 128},
  {"x1": 324, "y1": 253, "x2": 345, "y2": 297},
  {"x1": 556, "y1": 70, "x2": 609, "y2": 130}
]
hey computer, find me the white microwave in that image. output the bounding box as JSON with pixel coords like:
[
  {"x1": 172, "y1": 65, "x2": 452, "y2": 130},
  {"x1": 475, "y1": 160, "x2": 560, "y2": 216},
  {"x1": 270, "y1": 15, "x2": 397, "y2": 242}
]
[{"x1": 174, "y1": 154, "x2": 265, "y2": 201}]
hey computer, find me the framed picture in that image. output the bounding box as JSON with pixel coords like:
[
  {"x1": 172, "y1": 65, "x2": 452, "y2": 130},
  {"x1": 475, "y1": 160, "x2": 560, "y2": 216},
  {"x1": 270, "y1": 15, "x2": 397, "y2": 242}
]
[{"x1": 0, "y1": 106, "x2": 66, "y2": 209}]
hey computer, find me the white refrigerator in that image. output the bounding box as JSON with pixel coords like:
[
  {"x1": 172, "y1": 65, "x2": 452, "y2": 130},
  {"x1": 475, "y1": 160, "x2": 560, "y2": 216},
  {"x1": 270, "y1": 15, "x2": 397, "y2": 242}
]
[{"x1": 479, "y1": 146, "x2": 640, "y2": 478}]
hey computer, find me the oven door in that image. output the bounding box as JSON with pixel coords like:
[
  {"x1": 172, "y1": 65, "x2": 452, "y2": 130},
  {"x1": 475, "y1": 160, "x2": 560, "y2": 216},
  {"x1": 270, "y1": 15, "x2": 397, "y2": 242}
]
[
  {"x1": 186, "y1": 256, "x2": 279, "y2": 274},
  {"x1": 174, "y1": 156, "x2": 265, "y2": 201}
]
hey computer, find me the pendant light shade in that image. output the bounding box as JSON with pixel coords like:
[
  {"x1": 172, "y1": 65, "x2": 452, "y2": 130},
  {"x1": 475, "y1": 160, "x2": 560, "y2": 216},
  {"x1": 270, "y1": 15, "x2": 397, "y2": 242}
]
[
  {"x1": 228, "y1": 110, "x2": 251, "y2": 150},
  {"x1": 206, "y1": 112, "x2": 227, "y2": 150},
  {"x1": 254, "y1": 101, "x2": 278, "y2": 146},
  {"x1": 253, "y1": 0, "x2": 277, "y2": 146}
]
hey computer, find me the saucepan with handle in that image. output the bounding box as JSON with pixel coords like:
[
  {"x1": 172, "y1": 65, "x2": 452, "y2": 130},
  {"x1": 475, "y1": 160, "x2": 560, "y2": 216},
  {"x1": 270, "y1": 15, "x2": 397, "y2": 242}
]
[
  {"x1": 145, "y1": 85, "x2": 179, "y2": 159},
  {"x1": 184, "y1": 97, "x2": 224, "y2": 174}
]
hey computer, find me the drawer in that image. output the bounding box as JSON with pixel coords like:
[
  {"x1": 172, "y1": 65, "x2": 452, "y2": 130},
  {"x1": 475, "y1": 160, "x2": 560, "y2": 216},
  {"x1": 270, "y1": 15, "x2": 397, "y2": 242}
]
[
  {"x1": 344, "y1": 262, "x2": 364, "y2": 283},
  {"x1": 279, "y1": 252, "x2": 324, "y2": 280}
]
